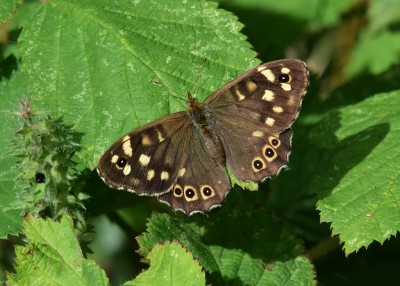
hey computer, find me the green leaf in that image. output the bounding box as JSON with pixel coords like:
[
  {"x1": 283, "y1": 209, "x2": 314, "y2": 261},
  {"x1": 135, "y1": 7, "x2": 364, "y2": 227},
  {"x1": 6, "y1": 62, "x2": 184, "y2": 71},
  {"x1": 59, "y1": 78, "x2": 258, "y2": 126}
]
[
  {"x1": 137, "y1": 213, "x2": 219, "y2": 275},
  {"x1": 137, "y1": 212, "x2": 315, "y2": 285},
  {"x1": 0, "y1": 154, "x2": 22, "y2": 239},
  {"x1": 312, "y1": 90, "x2": 400, "y2": 254},
  {"x1": 0, "y1": 72, "x2": 28, "y2": 238},
  {"x1": 256, "y1": 256, "x2": 315, "y2": 286},
  {"x1": 205, "y1": 210, "x2": 315, "y2": 285},
  {"x1": 369, "y1": 0, "x2": 400, "y2": 33},
  {"x1": 6, "y1": 215, "x2": 109, "y2": 286},
  {"x1": 227, "y1": 167, "x2": 258, "y2": 191},
  {"x1": 124, "y1": 241, "x2": 205, "y2": 286},
  {"x1": 343, "y1": 0, "x2": 400, "y2": 79},
  {"x1": 217, "y1": 0, "x2": 358, "y2": 29},
  {"x1": 15, "y1": 0, "x2": 258, "y2": 168},
  {"x1": 0, "y1": 0, "x2": 21, "y2": 24},
  {"x1": 346, "y1": 30, "x2": 400, "y2": 79}
]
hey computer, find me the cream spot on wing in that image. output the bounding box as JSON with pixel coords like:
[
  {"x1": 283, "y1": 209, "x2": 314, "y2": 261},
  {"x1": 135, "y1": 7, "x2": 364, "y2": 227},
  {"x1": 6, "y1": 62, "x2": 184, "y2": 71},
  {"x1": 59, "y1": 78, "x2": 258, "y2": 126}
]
[
  {"x1": 123, "y1": 164, "x2": 131, "y2": 175},
  {"x1": 261, "y1": 69, "x2": 275, "y2": 82},
  {"x1": 288, "y1": 96, "x2": 297, "y2": 106},
  {"x1": 147, "y1": 169, "x2": 155, "y2": 181},
  {"x1": 133, "y1": 178, "x2": 140, "y2": 187},
  {"x1": 111, "y1": 155, "x2": 119, "y2": 164},
  {"x1": 139, "y1": 154, "x2": 151, "y2": 166},
  {"x1": 262, "y1": 90, "x2": 274, "y2": 101},
  {"x1": 178, "y1": 168, "x2": 186, "y2": 177},
  {"x1": 281, "y1": 83, "x2": 291, "y2": 91},
  {"x1": 265, "y1": 117, "x2": 275, "y2": 126},
  {"x1": 164, "y1": 155, "x2": 173, "y2": 165},
  {"x1": 141, "y1": 135, "x2": 151, "y2": 146},
  {"x1": 160, "y1": 171, "x2": 169, "y2": 180},
  {"x1": 273, "y1": 106, "x2": 283, "y2": 113},
  {"x1": 246, "y1": 80, "x2": 257, "y2": 92},
  {"x1": 122, "y1": 140, "x2": 133, "y2": 157},
  {"x1": 257, "y1": 66, "x2": 266, "y2": 72},
  {"x1": 252, "y1": 131, "x2": 263, "y2": 137},
  {"x1": 157, "y1": 131, "x2": 165, "y2": 143},
  {"x1": 281, "y1": 67, "x2": 290, "y2": 74},
  {"x1": 235, "y1": 88, "x2": 245, "y2": 101}
]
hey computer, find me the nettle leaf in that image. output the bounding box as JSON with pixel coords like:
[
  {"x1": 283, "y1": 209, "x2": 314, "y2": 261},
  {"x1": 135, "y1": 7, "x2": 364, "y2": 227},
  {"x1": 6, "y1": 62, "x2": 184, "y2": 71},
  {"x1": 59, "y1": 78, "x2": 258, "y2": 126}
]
[
  {"x1": 0, "y1": 72, "x2": 28, "y2": 238},
  {"x1": 137, "y1": 212, "x2": 315, "y2": 285},
  {"x1": 15, "y1": 0, "x2": 258, "y2": 168},
  {"x1": 124, "y1": 241, "x2": 205, "y2": 286},
  {"x1": 312, "y1": 90, "x2": 400, "y2": 254},
  {"x1": 0, "y1": 0, "x2": 21, "y2": 24},
  {"x1": 137, "y1": 213, "x2": 219, "y2": 275},
  {"x1": 205, "y1": 210, "x2": 315, "y2": 285},
  {"x1": 6, "y1": 215, "x2": 109, "y2": 285}
]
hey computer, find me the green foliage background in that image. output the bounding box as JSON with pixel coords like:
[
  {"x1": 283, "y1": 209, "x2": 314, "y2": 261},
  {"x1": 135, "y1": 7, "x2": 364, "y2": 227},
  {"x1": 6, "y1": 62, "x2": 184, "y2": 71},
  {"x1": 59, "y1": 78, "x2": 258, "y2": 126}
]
[{"x1": 1, "y1": 0, "x2": 400, "y2": 285}]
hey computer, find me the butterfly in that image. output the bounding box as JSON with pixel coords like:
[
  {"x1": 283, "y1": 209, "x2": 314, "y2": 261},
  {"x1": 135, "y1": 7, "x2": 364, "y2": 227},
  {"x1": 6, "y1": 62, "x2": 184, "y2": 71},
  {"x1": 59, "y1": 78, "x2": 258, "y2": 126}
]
[{"x1": 97, "y1": 59, "x2": 309, "y2": 215}]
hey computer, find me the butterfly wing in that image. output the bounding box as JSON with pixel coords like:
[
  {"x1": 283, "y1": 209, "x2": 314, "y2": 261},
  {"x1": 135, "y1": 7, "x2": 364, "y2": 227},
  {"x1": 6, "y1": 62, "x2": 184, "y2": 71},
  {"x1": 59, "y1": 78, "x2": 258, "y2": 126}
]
[
  {"x1": 204, "y1": 59, "x2": 309, "y2": 182},
  {"x1": 97, "y1": 112, "x2": 230, "y2": 214},
  {"x1": 98, "y1": 59, "x2": 308, "y2": 213},
  {"x1": 157, "y1": 128, "x2": 231, "y2": 214},
  {"x1": 97, "y1": 113, "x2": 189, "y2": 195}
]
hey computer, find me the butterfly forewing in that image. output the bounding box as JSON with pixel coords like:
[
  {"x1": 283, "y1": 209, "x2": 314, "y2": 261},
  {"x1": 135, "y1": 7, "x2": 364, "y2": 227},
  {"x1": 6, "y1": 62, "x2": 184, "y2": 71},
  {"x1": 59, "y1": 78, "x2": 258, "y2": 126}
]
[
  {"x1": 97, "y1": 59, "x2": 309, "y2": 214},
  {"x1": 97, "y1": 112, "x2": 189, "y2": 195},
  {"x1": 205, "y1": 59, "x2": 308, "y2": 132},
  {"x1": 204, "y1": 59, "x2": 308, "y2": 182}
]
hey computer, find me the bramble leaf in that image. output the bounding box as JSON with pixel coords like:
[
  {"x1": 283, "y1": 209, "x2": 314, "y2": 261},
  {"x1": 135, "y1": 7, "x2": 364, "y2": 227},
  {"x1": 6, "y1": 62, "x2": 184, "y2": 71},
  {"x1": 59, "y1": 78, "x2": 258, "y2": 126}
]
[
  {"x1": 6, "y1": 215, "x2": 109, "y2": 285},
  {"x1": 312, "y1": 90, "x2": 400, "y2": 254},
  {"x1": 124, "y1": 241, "x2": 205, "y2": 286}
]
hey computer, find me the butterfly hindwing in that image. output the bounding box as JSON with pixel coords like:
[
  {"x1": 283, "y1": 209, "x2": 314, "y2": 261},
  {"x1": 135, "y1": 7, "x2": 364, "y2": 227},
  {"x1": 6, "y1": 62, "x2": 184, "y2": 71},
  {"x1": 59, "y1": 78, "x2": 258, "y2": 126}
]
[
  {"x1": 209, "y1": 126, "x2": 293, "y2": 182},
  {"x1": 158, "y1": 129, "x2": 231, "y2": 214}
]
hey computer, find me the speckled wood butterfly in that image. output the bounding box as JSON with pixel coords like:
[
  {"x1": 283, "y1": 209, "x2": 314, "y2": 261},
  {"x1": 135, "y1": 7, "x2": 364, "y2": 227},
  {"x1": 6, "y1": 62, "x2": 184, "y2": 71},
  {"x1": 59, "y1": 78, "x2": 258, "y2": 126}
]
[{"x1": 97, "y1": 59, "x2": 309, "y2": 215}]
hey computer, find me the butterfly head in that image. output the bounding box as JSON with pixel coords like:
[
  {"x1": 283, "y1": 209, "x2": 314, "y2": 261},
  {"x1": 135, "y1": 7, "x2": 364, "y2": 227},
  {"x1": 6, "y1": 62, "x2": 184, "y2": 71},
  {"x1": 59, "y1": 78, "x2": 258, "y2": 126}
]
[{"x1": 186, "y1": 92, "x2": 207, "y2": 124}]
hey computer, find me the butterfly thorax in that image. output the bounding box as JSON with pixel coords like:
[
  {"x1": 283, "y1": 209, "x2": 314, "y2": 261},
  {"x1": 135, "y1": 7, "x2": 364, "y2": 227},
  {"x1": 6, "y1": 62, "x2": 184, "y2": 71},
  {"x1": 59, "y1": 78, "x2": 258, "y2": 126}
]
[
  {"x1": 186, "y1": 93, "x2": 226, "y2": 163},
  {"x1": 187, "y1": 93, "x2": 207, "y2": 127}
]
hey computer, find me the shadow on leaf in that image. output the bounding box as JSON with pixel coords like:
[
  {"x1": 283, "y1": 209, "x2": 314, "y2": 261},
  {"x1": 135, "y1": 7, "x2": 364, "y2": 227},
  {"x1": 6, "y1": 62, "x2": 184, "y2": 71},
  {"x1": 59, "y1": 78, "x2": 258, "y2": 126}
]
[{"x1": 310, "y1": 110, "x2": 390, "y2": 200}]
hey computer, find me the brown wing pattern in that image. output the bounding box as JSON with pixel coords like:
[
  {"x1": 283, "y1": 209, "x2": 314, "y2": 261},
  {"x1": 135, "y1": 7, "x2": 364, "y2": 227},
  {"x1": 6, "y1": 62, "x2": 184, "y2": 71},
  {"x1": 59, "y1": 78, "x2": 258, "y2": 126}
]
[
  {"x1": 97, "y1": 113, "x2": 231, "y2": 214},
  {"x1": 98, "y1": 59, "x2": 308, "y2": 214},
  {"x1": 97, "y1": 113, "x2": 189, "y2": 196},
  {"x1": 205, "y1": 59, "x2": 308, "y2": 182},
  {"x1": 158, "y1": 128, "x2": 231, "y2": 214}
]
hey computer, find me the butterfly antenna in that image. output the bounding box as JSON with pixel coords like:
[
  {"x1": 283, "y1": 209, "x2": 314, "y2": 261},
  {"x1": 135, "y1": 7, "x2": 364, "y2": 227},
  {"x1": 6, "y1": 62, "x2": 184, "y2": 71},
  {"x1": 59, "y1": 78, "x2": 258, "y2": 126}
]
[
  {"x1": 149, "y1": 78, "x2": 187, "y2": 104},
  {"x1": 190, "y1": 58, "x2": 208, "y2": 99},
  {"x1": 149, "y1": 58, "x2": 208, "y2": 106}
]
